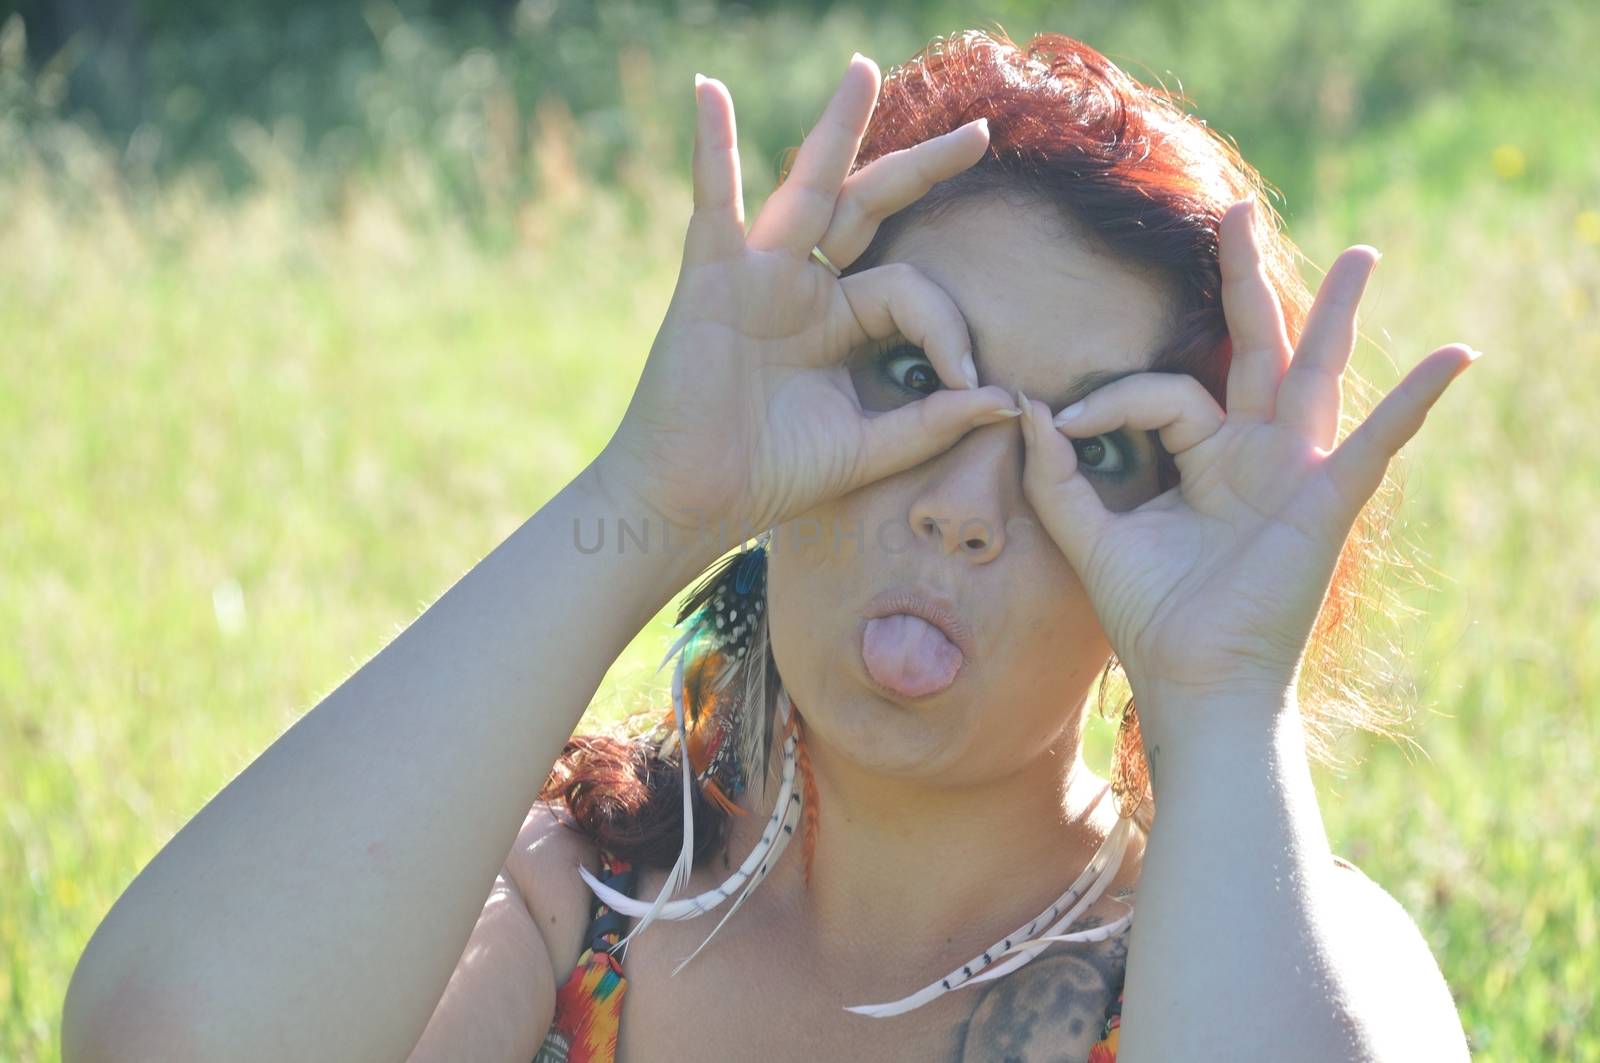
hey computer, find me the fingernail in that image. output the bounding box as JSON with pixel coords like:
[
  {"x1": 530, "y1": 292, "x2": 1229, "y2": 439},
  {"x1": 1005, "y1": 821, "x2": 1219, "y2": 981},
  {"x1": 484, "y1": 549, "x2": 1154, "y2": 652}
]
[
  {"x1": 1052, "y1": 401, "x2": 1085, "y2": 427},
  {"x1": 850, "y1": 51, "x2": 865, "y2": 67},
  {"x1": 695, "y1": 72, "x2": 706, "y2": 89},
  {"x1": 975, "y1": 116, "x2": 989, "y2": 136},
  {"x1": 1013, "y1": 389, "x2": 1031, "y2": 436},
  {"x1": 962, "y1": 352, "x2": 979, "y2": 389},
  {"x1": 974, "y1": 406, "x2": 1022, "y2": 426}
]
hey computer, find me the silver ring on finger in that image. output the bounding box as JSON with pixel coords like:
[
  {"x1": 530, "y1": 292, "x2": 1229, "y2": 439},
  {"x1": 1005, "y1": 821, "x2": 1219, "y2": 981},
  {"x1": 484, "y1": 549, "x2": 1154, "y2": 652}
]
[{"x1": 811, "y1": 245, "x2": 843, "y2": 278}]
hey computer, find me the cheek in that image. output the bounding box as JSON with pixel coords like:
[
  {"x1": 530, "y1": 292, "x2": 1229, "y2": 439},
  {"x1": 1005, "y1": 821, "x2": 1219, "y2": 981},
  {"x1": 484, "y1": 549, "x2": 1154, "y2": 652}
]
[
  {"x1": 763, "y1": 548, "x2": 807, "y2": 667},
  {"x1": 764, "y1": 519, "x2": 851, "y2": 692},
  {"x1": 1019, "y1": 580, "x2": 1108, "y2": 665},
  {"x1": 996, "y1": 532, "x2": 1110, "y2": 664},
  {"x1": 764, "y1": 494, "x2": 886, "y2": 660},
  {"x1": 980, "y1": 580, "x2": 1112, "y2": 751}
]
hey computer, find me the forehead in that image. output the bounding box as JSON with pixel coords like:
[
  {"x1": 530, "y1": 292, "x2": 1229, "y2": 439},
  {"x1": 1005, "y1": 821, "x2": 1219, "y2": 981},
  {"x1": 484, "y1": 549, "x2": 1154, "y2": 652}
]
[{"x1": 878, "y1": 196, "x2": 1177, "y2": 408}]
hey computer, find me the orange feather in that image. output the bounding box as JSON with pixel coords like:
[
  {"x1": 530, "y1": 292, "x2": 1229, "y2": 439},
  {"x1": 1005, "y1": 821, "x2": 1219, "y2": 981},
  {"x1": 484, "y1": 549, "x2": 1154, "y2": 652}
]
[{"x1": 794, "y1": 714, "x2": 820, "y2": 890}]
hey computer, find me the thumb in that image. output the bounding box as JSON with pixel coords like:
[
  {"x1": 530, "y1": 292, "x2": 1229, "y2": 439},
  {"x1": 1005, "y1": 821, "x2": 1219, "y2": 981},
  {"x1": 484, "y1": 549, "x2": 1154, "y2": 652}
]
[
  {"x1": 1017, "y1": 393, "x2": 1112, "y2": 574},
  {"x1": 848, "y1": 385, "x2": 1019, "y2": 491}
]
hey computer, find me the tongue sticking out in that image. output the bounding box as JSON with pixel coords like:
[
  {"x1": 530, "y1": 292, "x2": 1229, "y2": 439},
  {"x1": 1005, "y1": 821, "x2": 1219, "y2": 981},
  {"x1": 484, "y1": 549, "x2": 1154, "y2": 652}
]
[{"x1": 861, "y1": 613, "x2": 965, "y2": 699}]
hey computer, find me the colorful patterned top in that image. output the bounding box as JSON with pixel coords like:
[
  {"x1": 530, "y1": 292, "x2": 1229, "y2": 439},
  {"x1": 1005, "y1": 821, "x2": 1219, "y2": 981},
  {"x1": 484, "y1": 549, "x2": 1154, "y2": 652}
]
[
  {"x1": 1089, "y1": 989, "x2": 1125, "y2": 1061},
  {"x1": 532, "y1": 848, "x2": 1125, "y2": 1061},
  {"x1": 533, "y1": 849, "x2": 637, "y2": 1063}
]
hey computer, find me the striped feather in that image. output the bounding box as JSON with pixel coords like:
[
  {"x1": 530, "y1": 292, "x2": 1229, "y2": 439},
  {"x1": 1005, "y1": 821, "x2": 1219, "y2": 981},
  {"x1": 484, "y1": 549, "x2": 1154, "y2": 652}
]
[
  {"x1": 578, "y1": 723, "x2": 800, "y2": 923},
  {"x1": 842, "y1": 813, "x2": 1138, "y2": 1018},
  {"x1": 610, "y1": 650, "x2": 697, "y2": 956}
]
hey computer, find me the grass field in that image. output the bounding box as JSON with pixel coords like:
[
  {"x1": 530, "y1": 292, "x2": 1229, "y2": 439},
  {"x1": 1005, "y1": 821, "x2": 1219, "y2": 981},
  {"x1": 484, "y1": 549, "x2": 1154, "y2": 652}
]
[{"x1": 4, "y1": 11, "x2": 1599, "y2": 1061}]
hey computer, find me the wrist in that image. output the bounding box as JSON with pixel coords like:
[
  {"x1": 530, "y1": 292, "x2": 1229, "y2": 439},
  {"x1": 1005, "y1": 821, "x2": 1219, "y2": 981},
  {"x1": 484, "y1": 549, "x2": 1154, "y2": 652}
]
[
  {"x1": 1127, "y1": 660, "x2": 1298, "y2": 720},
  {"x1": 1133, "y1": 701, "x2": 1328, "y2": 856},
  {"x1": 581, "y1": 454, "x2": 725, "y2": 587},
  {"x1": 1129, "y1": 678, "x2": 1299, "y2": 779}
]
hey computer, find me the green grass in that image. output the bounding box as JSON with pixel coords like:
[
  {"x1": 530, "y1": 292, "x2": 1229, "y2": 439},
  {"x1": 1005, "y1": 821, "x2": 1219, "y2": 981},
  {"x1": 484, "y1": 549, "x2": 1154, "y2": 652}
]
[{"x1": 5, "y1": 28, "x2": 1600, "y2": 1063}]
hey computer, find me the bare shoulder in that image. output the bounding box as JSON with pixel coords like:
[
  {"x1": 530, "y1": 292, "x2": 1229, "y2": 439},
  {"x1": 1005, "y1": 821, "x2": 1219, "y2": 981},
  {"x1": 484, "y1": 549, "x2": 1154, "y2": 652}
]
[
  {"x1": 1324, "y1": 855, "x2": 1470, "y2": 1061},
  {"x1": 502, "y1": 801, "x2": 603, "y2": 984},
  {"x1": 1326, "y1": 853, "x2": 1424, "y2": 937}
]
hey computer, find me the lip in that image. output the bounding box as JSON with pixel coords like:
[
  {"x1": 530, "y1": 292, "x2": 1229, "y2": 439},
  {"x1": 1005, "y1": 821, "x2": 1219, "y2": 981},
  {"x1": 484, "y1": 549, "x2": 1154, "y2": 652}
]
[{"x1": 860, "y1": 585, "x2": 979, "y2": 668}]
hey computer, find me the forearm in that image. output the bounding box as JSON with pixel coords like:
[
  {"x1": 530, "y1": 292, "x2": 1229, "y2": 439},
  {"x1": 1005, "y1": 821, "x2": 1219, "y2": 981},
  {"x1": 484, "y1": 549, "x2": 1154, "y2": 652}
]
[
  {"x1": 64, "y1": 456, "x2": 716, "y2": 1063},
  {"x1": 1115, "y1": 690, "x2": 1378, "y2": 1063}
]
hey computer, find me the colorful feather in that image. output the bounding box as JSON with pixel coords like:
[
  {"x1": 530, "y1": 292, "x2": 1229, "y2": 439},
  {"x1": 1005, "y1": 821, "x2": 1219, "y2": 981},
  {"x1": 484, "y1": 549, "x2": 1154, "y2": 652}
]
[
  {"x1": 577, "y1": 721, "x2": 801, "y2": 925},
  {"x1": 650, "y1": 537, "x2": 778, "y2": 802}
]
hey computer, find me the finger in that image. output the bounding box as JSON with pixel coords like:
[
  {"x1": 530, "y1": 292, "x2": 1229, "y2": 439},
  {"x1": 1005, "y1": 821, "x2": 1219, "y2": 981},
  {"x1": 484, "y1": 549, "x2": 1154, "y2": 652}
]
[
  {"x1": 1220, "y1": 196, "x2": 1293, "y2": 422},
  {"x1": 1321, "y1": 344, "x2": 1479, "y2": 524},
  {"x1": 1051, "y1": 372, "x2": 1226, "y2": 463},
  {"x1": 835, "y1": 261, "x2": 980, "y2": 389},
  {"x1": 1275, "y1": 246, "x2": 1380, "y2": 450},
  {"x1": 746, "y1": 53, "x2": 881, "y2": 259},
  {"x1": 1017, "y1": 393, "x2": 1113, "y2": 575},
  {"x1": 814, "y1": 117, "x2": 990, "y2": 271},
  {"x1": 848, "y1": 386, "x2": 1021, "y2": 492},
  {"x1": 683, "y1": 74, "x2": 746, "y2": 268}
]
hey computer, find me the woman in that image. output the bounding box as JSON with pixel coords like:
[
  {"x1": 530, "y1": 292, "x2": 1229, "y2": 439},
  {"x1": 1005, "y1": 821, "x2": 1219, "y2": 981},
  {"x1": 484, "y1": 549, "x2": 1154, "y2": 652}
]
[{"x1": 63, "y1": 30, "x2": 1474, "y2": 1063}]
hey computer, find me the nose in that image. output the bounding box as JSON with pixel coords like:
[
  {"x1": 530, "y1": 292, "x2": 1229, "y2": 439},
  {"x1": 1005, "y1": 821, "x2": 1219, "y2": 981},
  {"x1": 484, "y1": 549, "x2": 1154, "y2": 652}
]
[{"x1": 905, "y1": 425, "x2": 1017, "y2": 563}]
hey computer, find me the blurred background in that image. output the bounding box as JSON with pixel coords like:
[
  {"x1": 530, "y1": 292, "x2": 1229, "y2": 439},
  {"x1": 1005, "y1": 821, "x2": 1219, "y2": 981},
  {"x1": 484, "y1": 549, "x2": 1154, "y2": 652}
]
[{"x1": 2, "y1": 1, "x2": 1596, "y2": 1060}]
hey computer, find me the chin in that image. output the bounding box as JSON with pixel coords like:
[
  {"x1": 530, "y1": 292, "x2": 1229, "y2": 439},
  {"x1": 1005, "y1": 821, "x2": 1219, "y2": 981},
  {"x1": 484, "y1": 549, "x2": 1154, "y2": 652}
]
[{"x1": 787, "y1": 662, "x2": 975, "y2": 777}]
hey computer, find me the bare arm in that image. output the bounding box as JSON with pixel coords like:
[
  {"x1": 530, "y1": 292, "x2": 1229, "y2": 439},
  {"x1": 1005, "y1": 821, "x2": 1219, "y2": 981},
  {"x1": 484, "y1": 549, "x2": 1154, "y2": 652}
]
[
  {"x1": 1011, "y1": 189, "x2": 1477, "y2": 1059},
  {"x1": 1115, "y1": 694, "x2": 1470, "y2": 1062},
  {"x1": 62, "y1": 457, "x2": 714, "y2": 1063},
  {"x1": 64, "y1": 57, "x2": 1014, "y2": 1062}
]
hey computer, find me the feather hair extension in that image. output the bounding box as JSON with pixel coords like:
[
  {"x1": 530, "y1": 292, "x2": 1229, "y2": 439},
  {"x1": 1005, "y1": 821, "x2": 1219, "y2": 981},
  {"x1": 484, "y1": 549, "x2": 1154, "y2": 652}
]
[
  {"x1": 734, "y1": 607, "x2": 781, "y2": 795},
  {"x1": 700, "y1": 540, "x2": 776, "y2": 796},
  {"x1": 957, "y1": 817, "x2": 1136, "y2": 987},
  {"x1": 652, "y1": 544, "x2": 752, "y2": 687},
  {"x1": 652, "y1": 538, "x2": 774, "y2": 798},
  {"x1": 841, "y1": 814, "x2": 1137, "y2": 1018},
  {"x1": 576, "y1": 691, "x2": 802, "y2": 923},
  {"x1": 669, "y1": 793, "x2": 800, "y2": 975},
  {"x1": 611, "y1": 650, "x2": 696, "y2": 956},
  {"x1": 670, "y1": 714, "x2": 803, "y2": 976},
  {"x1": 578, "y1": 538, "x2": 794, "y2": 962},
  {"x1": 794, "y1": 713, "x2": 820, "y2": 889}
]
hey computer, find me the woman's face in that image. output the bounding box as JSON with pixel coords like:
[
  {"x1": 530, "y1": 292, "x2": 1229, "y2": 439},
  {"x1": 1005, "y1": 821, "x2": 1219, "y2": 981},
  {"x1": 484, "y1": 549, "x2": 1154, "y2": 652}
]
[{"x1": 766, "y1": 196, "x2": 1179, "y2": 784}]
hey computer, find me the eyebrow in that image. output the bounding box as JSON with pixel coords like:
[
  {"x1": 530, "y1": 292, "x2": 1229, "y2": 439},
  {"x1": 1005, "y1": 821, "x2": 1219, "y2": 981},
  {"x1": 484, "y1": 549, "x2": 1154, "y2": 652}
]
[{"x1": 970, "y1": 334, "x2": 1154, "y2": 411}]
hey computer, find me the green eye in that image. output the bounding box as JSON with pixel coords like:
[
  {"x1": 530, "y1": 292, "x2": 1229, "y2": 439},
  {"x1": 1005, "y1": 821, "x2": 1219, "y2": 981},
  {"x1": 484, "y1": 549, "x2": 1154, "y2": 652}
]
[
  {"x1": 1072, "y1": 435, "x2": 1126, "y2": 476},
  {"x1": 883, "y1": 346, "x2": 941, "y2": 395},
  {"x1": 847, "y1": 342, "x2": 944, "y2": 413}
]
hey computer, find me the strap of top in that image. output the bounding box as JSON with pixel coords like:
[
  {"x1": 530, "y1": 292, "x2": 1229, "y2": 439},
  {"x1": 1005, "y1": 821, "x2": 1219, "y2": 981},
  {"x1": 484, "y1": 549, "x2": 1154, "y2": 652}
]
[
  {"x1": 533, "y1": 848, "x2": 637, "y2": 1063},
  {"x1": 584, "y1": 847, "x2": 638, "y2": 957}
]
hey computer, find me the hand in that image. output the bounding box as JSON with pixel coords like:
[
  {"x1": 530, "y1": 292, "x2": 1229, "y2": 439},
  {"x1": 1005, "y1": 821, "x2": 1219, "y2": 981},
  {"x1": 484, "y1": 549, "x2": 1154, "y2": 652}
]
[
  {"x1": 1015, "y1": 197, "x2": 1478, "y2": 723},
  {"x1": 598, "y1": 54, "x2": 1018, "y2": 550}
]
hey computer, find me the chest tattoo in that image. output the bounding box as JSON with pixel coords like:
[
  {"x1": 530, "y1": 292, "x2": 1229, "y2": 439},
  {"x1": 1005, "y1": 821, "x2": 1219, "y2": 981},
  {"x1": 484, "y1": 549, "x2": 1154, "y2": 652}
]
[{"x1": 947, "y1": 912, "x2": 1131, "y2": 1062}]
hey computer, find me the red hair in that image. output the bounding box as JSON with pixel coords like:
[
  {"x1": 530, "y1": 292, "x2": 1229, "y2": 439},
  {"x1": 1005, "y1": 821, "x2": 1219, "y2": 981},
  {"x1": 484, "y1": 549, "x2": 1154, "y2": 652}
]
[{"x1": 544, "y1": 28, "x2": 1404, "y2": 862}]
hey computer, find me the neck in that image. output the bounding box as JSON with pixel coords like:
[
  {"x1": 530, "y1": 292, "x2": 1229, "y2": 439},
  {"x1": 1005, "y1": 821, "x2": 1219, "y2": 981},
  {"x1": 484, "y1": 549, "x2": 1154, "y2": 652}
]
[{"x1": 733, "y1": 699, "x2": 1127, "y2": 974}]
